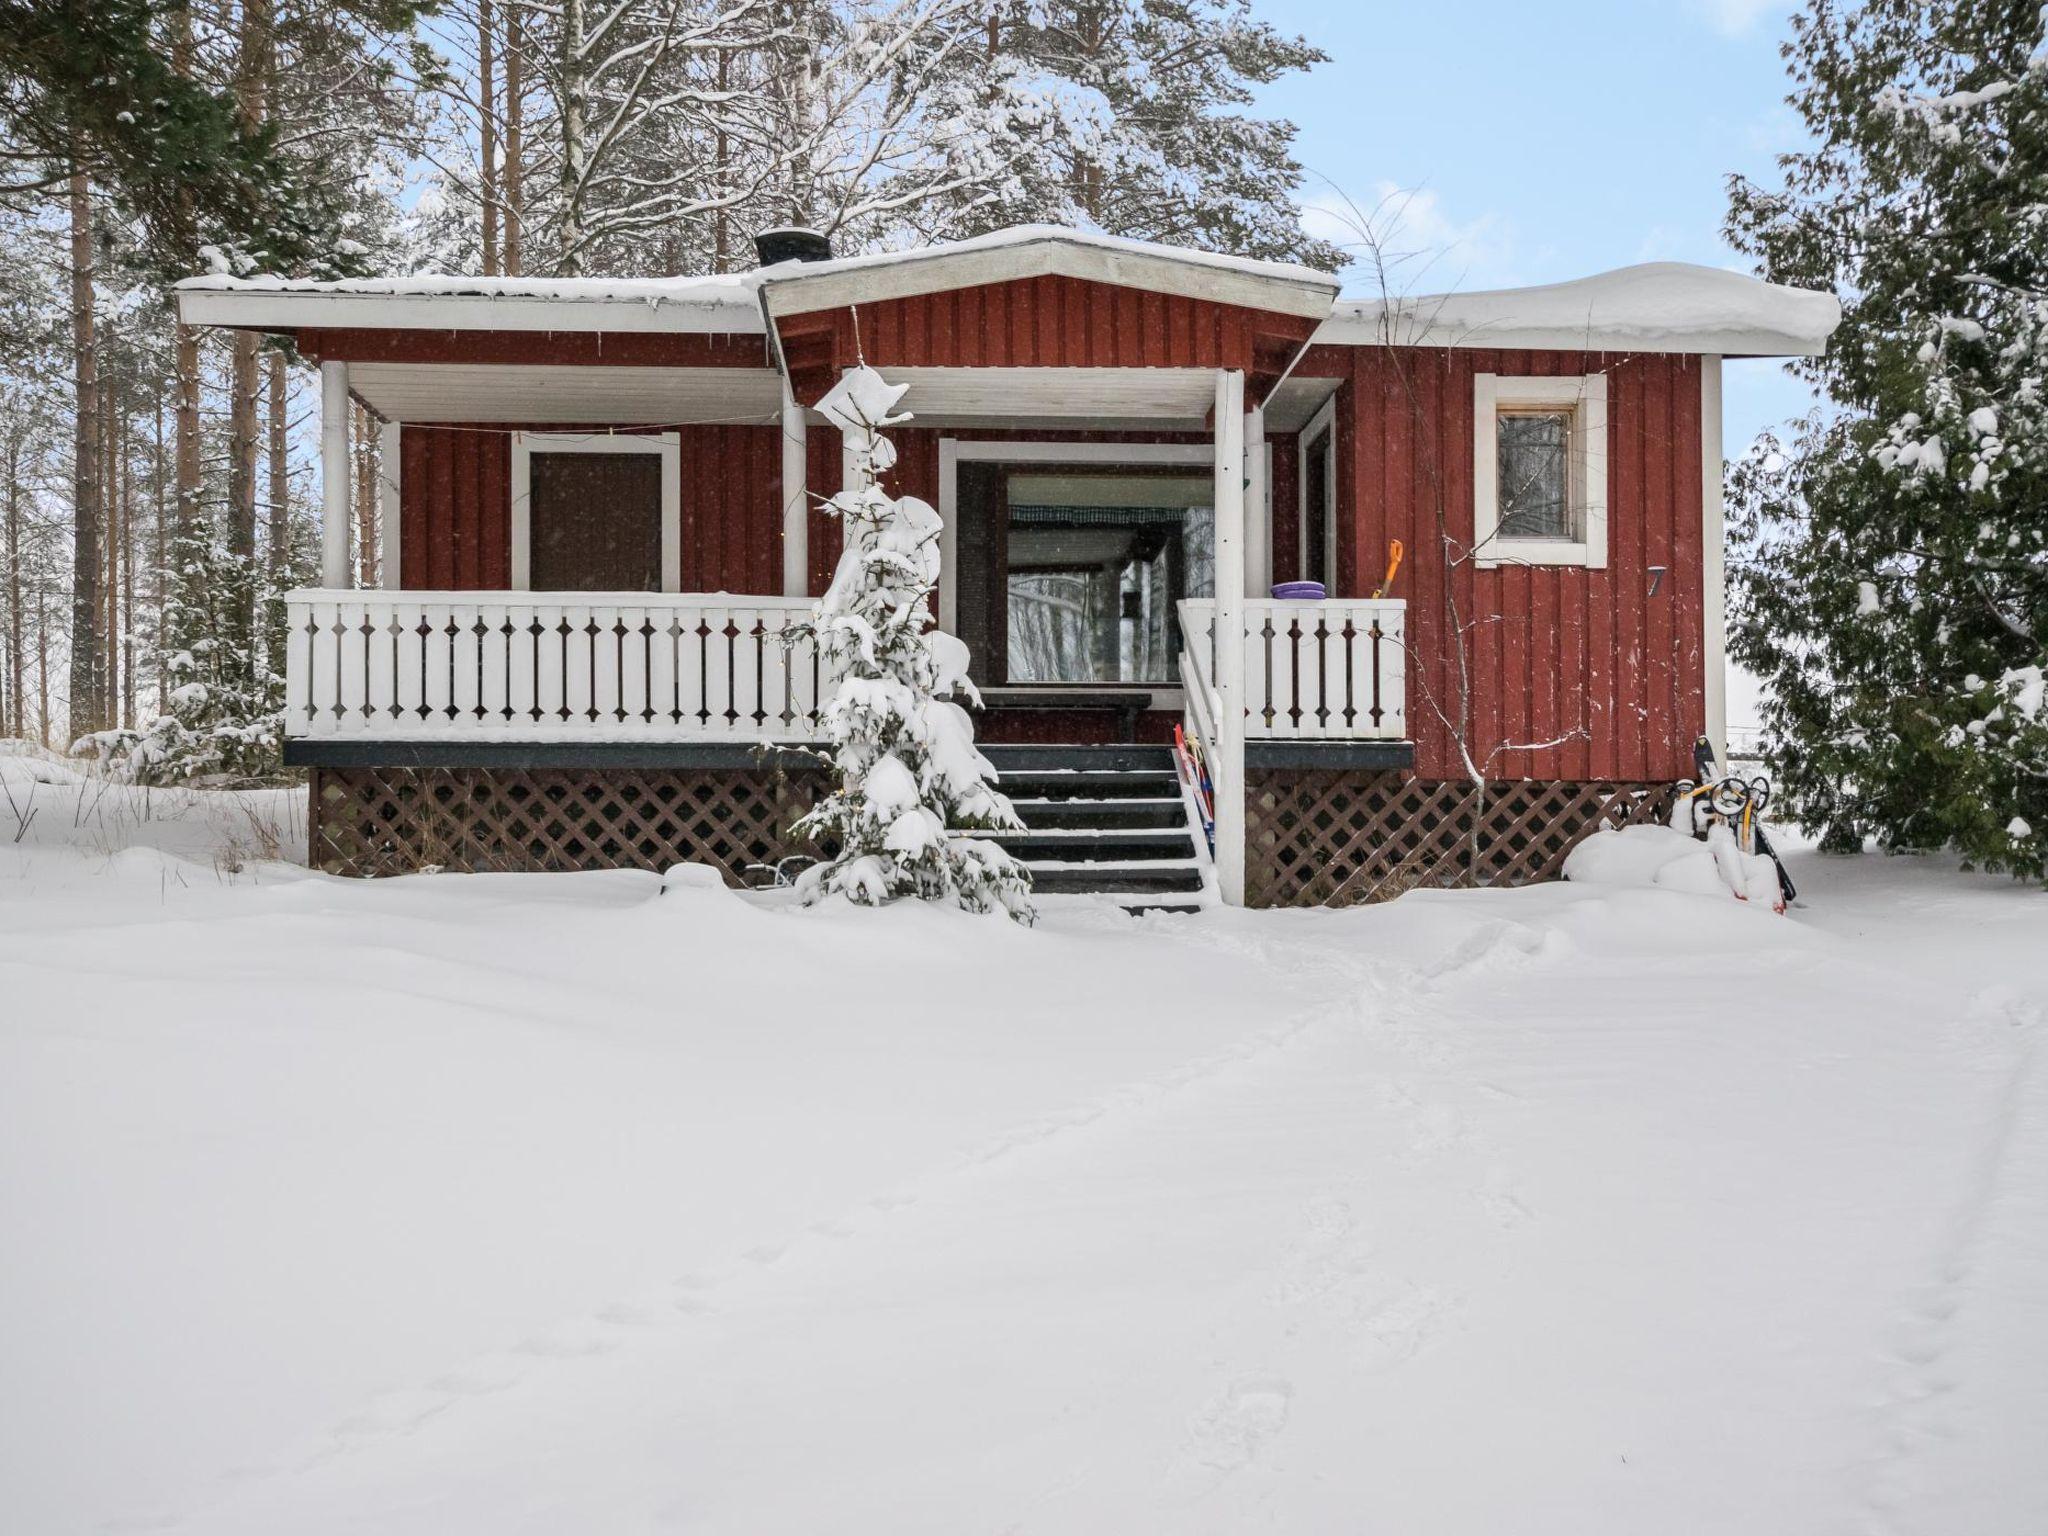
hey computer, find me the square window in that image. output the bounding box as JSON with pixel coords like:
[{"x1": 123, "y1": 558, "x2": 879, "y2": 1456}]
[
  {"x1": 1473, "y1": 373, "x2": 1609, "y2": 568},
  {"x1": 1496, "y1": 410, "x2": 1574, "y2": 540}
]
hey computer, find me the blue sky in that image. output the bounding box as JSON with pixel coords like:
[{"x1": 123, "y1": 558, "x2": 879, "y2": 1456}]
[{"x1": 1256, "y1": 0, "x2": 1815, "y2": 457}]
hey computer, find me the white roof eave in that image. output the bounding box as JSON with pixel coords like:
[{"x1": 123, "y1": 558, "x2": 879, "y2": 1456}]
[{"x1": 173, "y1": 284, "x2": 766, "y2": 336}]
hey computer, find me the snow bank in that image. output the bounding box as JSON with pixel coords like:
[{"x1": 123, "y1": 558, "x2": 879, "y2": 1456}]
[
  {"x1": 1564, "y1": 822, "x2": 1784, "y2": 907},
  {"x1": 1324, "y1": 261, "x2": 1842, "y2": 355}
]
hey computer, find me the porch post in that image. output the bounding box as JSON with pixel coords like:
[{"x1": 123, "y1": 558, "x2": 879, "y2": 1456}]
[
  {"x1": 319, "y1": 360, "x2": 351, "y2": 588},
  {"x1": 1245, "y1": 403, "x2": 1269, "y2": 598},
  {"x1": 1213, "y1": 369, "x2": 1248, "y2": 906},
  {"x1": 781, "y1": 389, "x2": 808, "y2": 597}
]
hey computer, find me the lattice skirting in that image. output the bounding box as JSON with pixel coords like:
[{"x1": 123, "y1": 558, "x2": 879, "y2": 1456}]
[
  {"x1": 310, "y1": 765, "x2": 826, "y2": 882},
  {"x1": 1246, "y1": 773, "x2": 1679, "y2": 909}
]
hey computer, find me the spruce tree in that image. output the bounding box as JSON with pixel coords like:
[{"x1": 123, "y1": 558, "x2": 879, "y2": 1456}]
[
  {"x1": 794, "y1": 366, "x2": 1034, "y2": 920},
  {"x1": 1725, "y1": 0, "x2": 2048, "y2": 877}
]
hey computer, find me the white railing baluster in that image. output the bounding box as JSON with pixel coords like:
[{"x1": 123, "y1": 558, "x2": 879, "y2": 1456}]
[
  {"x1": 451, "y1": 600, "x2": 480, "y2": 725},
  {"x1": 592, "y1": 603, "x2": 622, "y2": 725},
  {"x1": 479, "y1": 601, "x2": 509, "y2": 725},
  {"x1": 561, "y1": 606, "x2": 593, "y2": 729},
  {"x1": 1268, "y1": 607, "x2": 1297, "y2": 738},
  {"x1": 337, "y1": 597, "x2": 369, "y2": 734},
  {"x1": 535, "y1": 602, "x2": 566, "y2": 724},
  {"x1": 308, "y1": 598, "x2": 340, "y2": 732},
  {"x1": 285, "y1": 600, "x2": 314, "y2": 735},
  {"x1": 617, "y1": 605, "x2": 648, "y2": 726},
  {"x1": 703, "y1": 601, "x2": 733, "y2": 731},
  {"x1": 1378, "y1": 606, "x2": 1407, "y2": 739},
  {"x1": 649, "y1": 609, "x2": 679, "y2": 728}
]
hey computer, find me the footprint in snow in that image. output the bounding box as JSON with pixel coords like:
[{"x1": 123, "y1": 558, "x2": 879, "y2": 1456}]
[{"x1": 1185, "y1": 1375, "x2": 1294, "y2": 1472}]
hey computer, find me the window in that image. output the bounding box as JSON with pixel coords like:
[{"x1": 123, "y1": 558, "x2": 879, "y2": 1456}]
[{"x1": 1473, "y1": 374, "x2": 1608, "y2": 567}]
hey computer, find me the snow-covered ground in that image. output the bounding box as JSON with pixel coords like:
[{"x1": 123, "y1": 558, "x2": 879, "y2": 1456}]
[{"x1": 4, "y1": 759, "x2": 2045, "y2": 1535}]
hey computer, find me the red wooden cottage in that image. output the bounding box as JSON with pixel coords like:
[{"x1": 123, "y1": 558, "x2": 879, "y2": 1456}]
[{"x1": 176, "y1": 226, "x2": 1838, "y2": 907}]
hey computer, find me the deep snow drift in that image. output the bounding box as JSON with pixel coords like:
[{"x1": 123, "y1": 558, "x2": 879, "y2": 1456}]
[{"x1": 3, "y1": 767, "x2": 2045, "y2": 1535}]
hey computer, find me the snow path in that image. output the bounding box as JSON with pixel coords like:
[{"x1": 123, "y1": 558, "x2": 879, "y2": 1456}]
[{"x1": 4, "y1": 781, "x2": 2047, "y2": 1534}]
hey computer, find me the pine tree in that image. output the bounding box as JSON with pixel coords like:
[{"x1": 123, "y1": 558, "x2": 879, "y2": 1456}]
[
  {"x1": 1725, "y1": 0, "x2": 2048, "y2": 877},
  {"x1": 794, "y1": 366, "x2": 1033, "y2": 919}
]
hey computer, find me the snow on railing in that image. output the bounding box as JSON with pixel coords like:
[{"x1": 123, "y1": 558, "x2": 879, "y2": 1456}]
[
  {"x1": 282, "y1": 590, "x2": 830, "y2": 740},
  {"x1": 1177, "y1": 597, "x2": 1407, "y2": 741}
]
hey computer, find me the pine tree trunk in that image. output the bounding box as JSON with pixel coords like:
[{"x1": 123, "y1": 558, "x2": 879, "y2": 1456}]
[
  {"x1": 4, "y1": 436, "x2": 22, "y2": 740},
  {"x1": 224, "y1": 0, "x2": 271, "y2": 699},
  {"x1": 66, "y1": 158, "x2": 103, "y2": 745},
  {"x1": 120, "y1": 385, "x2": 135, "y2": 730},
  {"x1": 153, "y1": 397, "x2": 167, "y2": 715},
  {"x1": 36, "y1": 584, "x2": 51, "y2": 748},
  {"x1": 169, "y1": 1, "x2": 203, "y2": 664},
  {"x1": 480, "y1": 0, "x2": 499, "y2": 275},
  {"x1": 504, "y1": 1, "x2": 523, "y2": 275},
  {"x1": 713, "y1": 48, "x2": 730, "y2": 270},
  {"x1": 559, "y1": 0, "x2": 586, "y2": 275},
  {"x1": 102, "y1": 368, "x2": 118, "y2": 728}
]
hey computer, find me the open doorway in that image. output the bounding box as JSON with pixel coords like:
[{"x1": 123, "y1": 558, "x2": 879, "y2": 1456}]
[{"x1": 955, "y1": 462, "x2": 1214, "y2": 688}]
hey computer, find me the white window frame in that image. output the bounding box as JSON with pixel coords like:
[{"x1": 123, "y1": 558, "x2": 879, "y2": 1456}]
[
  {"x1": 1472, "y1": 373, "x2": 1608, "y2": 569},
  {"x1": 510, "y1": 430, "x2": 682, "y2": 592},
  {"x1": 1296, "y1": 396, "x2": 1337, "y2": 585}
]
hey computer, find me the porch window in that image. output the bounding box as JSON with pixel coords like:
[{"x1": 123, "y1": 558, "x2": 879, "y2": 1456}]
[
  {"x1": 1472, "y1": 374, "x2": 1609, "y2": 568},
  {"x1": 1002, "y1": 473, "x2": 1213, "y2": 685}
]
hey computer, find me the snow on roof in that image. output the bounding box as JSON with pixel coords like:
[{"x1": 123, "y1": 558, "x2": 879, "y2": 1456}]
[
  {"x1": 174, "y1": 242, "x2": 1838, "y2": 358},
  {"x1": 1320, "y1": 262, "x2": 1841, "y2": 357}
]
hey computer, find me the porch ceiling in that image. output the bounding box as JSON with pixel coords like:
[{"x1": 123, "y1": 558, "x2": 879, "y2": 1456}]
[
  {"x1": 1262, "y1": 374, "x2": 1342, "y2": 435},
  {"x1": 346, "y1": 362, "x2": 785, "y2": 425}
]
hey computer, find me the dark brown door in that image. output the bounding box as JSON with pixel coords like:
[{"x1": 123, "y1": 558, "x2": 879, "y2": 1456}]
[{"x1": 528, "y1": 451, "x2": 663, "y2": 591}]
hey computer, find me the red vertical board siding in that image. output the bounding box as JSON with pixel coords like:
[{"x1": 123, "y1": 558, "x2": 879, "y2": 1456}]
[
  {"x1": 1268, "y1": 432, "x2": 1299, "y2": 581},
  {"x1": 1329, "y1": 347, "x2": 1705, "y2": 781},
  {"x1": 806, "y1": 429, "x2": 842, "y2": 598}
]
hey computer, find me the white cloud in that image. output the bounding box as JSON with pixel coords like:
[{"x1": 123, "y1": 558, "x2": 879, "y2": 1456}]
[
  {"x1": 1301, "y1": 181, "x2": 1519, "y2": 296},
  {"x1": 1689, "y1": 0, "x2": 1780, "y2": 38}
]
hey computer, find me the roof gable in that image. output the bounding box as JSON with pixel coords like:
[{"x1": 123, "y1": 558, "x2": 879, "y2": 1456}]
[{"x1": 756, "y1": 225, "x2": 1341, "y2": 322}]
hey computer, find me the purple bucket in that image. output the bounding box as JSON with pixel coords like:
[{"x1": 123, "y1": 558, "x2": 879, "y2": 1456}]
[{"x1": 1270, "y1": 580, "x2": 1326, "y2": 601}]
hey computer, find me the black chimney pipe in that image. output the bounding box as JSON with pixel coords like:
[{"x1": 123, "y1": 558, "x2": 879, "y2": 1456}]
[{"x1": 753, "y1": 226, "x2": 833, "y2": 267}]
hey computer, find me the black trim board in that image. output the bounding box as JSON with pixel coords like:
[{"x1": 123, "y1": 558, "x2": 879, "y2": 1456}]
[
  {"x1": 1245, "y1": 739, "x2": 1414, "y2": 771},
  {"x1": 284, "y1": 739, "x2": 827, "y2": 771},
  {"x1": 285, "y1": 736, "x2": 1414, "y2": 773}
]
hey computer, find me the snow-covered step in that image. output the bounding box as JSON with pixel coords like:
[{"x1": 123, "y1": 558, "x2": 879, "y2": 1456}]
[
  {"x1": 1006, "y1": 797, "x2": 1188, "y2": 830},
  {"x1": 990, "y1": 828, "x2": 1196, "y2": 863},
  {"x1": 1028, "y1": 862, "x2": 1208, "y2": 896},
  {"x1": 997, "y1": 769, "x2": 1182, "y2": 801}
]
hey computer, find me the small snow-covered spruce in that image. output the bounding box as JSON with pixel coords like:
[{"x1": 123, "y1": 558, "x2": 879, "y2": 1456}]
[{"x1": 792, "y1": 367, "x2": 1032, "y2": 921}]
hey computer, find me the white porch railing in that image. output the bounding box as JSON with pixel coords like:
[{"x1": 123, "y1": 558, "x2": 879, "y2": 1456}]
[
  {"x1": 283, "y1": 590, "x2": 830, "y2": 740},
  {"x1": 1178, "y1": 598, "x2": 1407, "y2": 741}
]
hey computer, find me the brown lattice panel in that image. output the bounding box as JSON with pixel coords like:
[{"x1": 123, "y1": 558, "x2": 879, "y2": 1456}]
[
  {"x1": 310, "y1": 765, "x2": 826, "y2": 883},
  {"x1": 1246, "y1": 772, "x2": 1677, "y2": 908}
]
